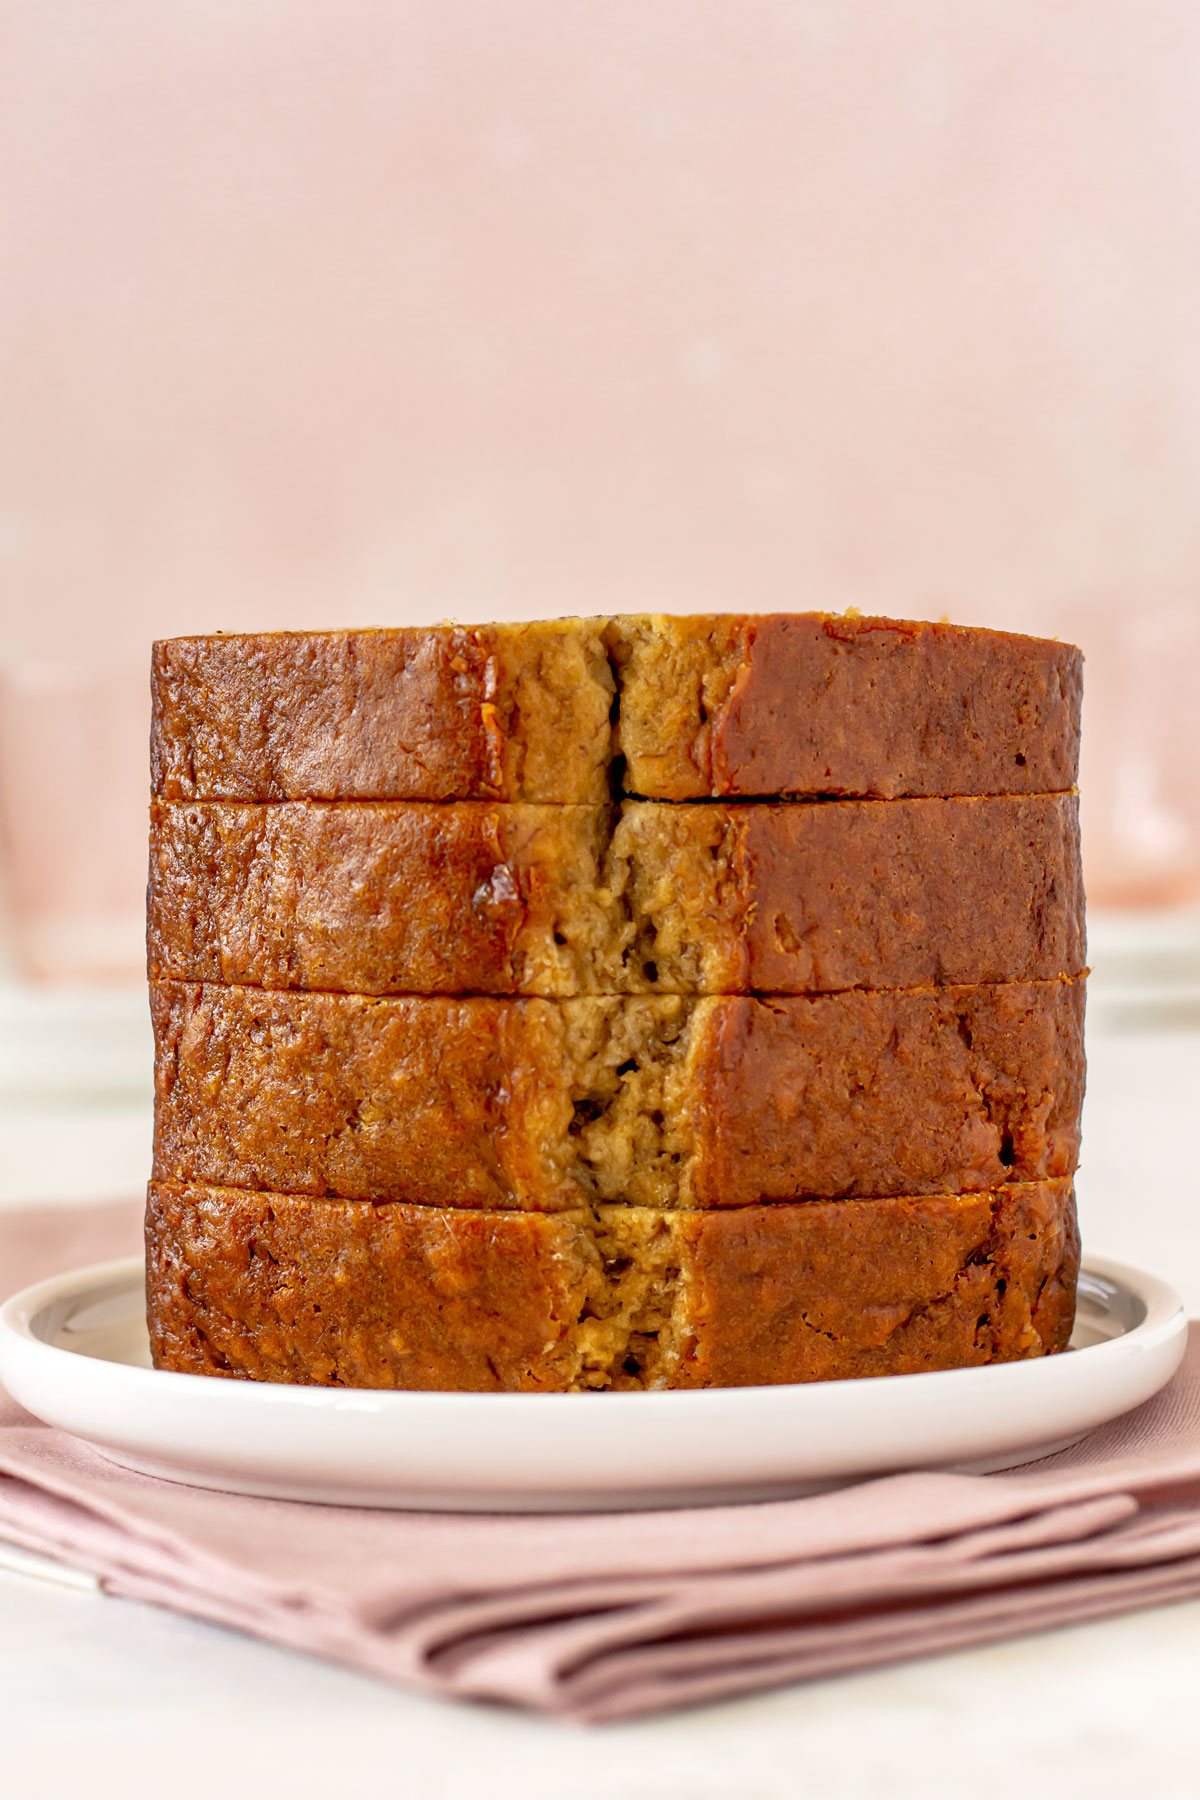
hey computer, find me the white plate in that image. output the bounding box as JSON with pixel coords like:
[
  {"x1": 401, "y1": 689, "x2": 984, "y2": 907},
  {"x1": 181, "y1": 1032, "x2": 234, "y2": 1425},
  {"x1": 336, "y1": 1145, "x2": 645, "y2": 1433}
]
[{"x1": 0, "y1": 1256, "x2": 1187, "y2": 1512}]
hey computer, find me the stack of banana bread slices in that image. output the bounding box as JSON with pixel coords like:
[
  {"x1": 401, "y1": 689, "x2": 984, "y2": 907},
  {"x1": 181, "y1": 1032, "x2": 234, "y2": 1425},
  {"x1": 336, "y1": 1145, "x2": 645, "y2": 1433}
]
[{"x1": 146, "y1": 613, "x2": 1085, "y2": 1391}]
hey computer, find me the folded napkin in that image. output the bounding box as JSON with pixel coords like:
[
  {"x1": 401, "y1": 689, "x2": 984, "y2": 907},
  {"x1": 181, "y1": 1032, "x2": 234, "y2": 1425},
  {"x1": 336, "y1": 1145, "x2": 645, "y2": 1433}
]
[{"x1": 3, "y1": 1201, "x2": 1200, "y2": 1724}]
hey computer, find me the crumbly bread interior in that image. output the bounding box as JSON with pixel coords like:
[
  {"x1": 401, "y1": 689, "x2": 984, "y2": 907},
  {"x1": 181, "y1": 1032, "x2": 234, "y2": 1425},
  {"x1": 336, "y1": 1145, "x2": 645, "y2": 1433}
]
[
  {"x1": 604, "y1": 615, "x2": 745, "y2": 798},
  {"x1": 571, "y1": 1207, "x2": 690, "y2": 1390},
  {"x1": 604, "y1": 804, "x2": 743, "y2": 989},
  {"x1": 494, "y1": 806, "x2": 630, "y2": 993},
  {"x1": 510, "y1": 803, "x2": 741, "y2": 993},
  {"x1": 558, "y1": 999, "x2": 697, "y2": 1208},
  {"x1": 490, "y1": 620, "x2": 616, "y2": 803}
]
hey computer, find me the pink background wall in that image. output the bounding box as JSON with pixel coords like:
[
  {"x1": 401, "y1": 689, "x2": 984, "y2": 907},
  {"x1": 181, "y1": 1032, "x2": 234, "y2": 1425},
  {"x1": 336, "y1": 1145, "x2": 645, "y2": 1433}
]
[{"x1": 1, "y1": 2, "x2": 1199, "y2": 972}]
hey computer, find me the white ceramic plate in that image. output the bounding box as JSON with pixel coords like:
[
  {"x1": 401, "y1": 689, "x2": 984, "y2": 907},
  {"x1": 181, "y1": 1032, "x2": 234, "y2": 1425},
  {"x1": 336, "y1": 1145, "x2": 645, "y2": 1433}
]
[{"x1": 0, "y1": 1256, "x2": 1187, "y2": 1512}]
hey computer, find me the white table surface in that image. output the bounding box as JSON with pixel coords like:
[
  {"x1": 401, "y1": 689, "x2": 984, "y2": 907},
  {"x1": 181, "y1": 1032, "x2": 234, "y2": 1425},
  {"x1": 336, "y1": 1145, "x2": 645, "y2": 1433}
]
[{"x1": 2, "y1": 986, "x2": 1200, "y2": 1798}]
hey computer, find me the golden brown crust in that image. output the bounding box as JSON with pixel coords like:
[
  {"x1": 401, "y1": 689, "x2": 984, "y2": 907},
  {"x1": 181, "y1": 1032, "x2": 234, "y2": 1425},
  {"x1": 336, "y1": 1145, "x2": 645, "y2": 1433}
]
[
  {"x1": 151, "y1": 980, "x2": 1085, "y2": 1209},
  {"x1": 150, "y1": 623, "x2": 616, "y2": 805},
  {"x1": 146, "y1": 1181, "x2": 597, "y2": 1392},
  {"x1": 148, "y1": 793, "x2": 1084, "y2": 997},
  {"x1": 148, "y1": 800, "x2": 616, "y2": 996},
  {"x1": 613, "y1": 614, "x2": 1083, "y2": 800},
  {"x1": 680, "y1": 1179, "x2": 1079, "y2": 1388},
  {"x1": 145, "y1": 1180, "x2": 1078, "y2": 1390},
  {"x1": 151, "y1": 614, "x2": 1081, "y2": 804}
]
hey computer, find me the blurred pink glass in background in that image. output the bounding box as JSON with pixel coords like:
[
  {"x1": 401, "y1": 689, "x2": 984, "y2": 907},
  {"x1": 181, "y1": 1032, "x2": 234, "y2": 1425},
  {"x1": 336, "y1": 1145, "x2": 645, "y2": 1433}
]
[
  {"x1": 0, "y1": 662, "x2": 146, "y2": 981},
  {"x1": 1, "y1": 1, "x2": 1199, "y2": 979},
  {"x1": 1068, "y1": 599, "x2": 1200, "y2": 913}
]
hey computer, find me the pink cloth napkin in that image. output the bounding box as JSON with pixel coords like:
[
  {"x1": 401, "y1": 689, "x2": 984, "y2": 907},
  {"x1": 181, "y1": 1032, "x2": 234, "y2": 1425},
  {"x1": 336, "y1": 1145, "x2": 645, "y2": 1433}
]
[{"x1": 3, "y1": 1201, "x2": 1200, "y2": 1724}]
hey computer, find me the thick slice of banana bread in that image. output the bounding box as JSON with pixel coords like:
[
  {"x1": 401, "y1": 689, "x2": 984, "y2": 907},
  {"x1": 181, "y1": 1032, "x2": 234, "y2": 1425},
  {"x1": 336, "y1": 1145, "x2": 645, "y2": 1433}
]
[
  {"x1": 148, "y1": 793, "x2": 1084, "y2": 996},
  {"x1": 145, "y1": 1179, "x2": 1079, "y2": 1390},
  {"x1": 151, "y1": 615, "x2": 1081, "y2": 804},
  {"x1": 151, "y1": 979, "x2": 1085, "y2": 1208}
]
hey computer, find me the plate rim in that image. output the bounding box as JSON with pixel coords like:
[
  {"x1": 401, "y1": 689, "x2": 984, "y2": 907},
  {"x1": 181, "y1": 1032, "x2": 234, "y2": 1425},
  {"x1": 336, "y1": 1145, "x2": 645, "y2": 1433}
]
[{"x1": 0, "y1": 1252, "x2": 1188, "y2": 1512}]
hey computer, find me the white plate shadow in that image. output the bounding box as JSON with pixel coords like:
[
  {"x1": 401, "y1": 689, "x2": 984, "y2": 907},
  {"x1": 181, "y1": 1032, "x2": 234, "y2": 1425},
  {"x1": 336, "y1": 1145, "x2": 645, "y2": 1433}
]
[{"x1": 0, "y1": 1256, "x2": 1187, "y2": 1512}]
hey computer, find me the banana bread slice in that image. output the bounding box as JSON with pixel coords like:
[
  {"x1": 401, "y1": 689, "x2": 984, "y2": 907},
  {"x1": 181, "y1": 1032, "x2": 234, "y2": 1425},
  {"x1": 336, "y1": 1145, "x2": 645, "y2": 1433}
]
[
  {"x1": 146, "y1": 1179, "x2": 1078, "y2": 1390},
  {"x1": 152, "y1": 615, "x2": 1081, "y2": 804},
  {"x1": 151, "y1": 979, "x2": 1085, "y2": 1209},
  {"x1": 148, "y1": 793, "x2": 1084, "y2": 996}
]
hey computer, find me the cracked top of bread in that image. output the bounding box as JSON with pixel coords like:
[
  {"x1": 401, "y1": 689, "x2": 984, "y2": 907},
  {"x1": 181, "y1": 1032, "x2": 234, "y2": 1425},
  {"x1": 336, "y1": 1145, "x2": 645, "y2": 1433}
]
[{"x1": 151, "y1": 613, "x2": 1082, "y2": 803}]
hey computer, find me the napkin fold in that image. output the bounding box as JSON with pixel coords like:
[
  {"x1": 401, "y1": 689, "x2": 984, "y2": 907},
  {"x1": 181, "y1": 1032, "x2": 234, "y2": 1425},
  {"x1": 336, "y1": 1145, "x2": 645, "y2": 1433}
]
[{"x1": 3, "y1": 1200, "x2": 1200, "y2": 1724}]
